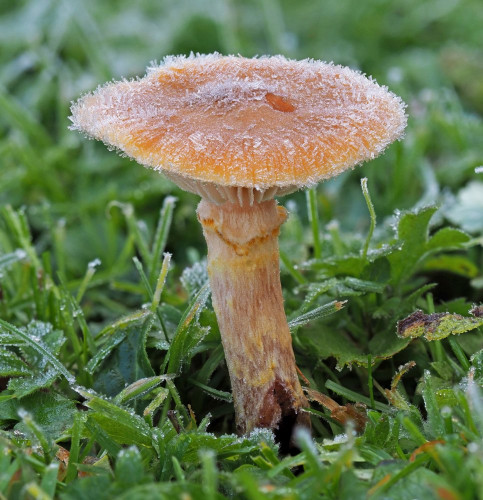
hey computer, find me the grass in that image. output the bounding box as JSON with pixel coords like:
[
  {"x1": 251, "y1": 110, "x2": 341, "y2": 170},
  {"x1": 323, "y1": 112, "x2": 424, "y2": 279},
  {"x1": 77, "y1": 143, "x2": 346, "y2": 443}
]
[{"x1": 1, "y1": 0, "x2": 483, "y2": 498}]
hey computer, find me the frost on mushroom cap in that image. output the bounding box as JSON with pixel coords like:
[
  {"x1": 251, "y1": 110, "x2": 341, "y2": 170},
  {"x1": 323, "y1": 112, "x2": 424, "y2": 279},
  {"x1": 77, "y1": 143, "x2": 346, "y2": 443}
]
[{"x1": 70, "y1": 53, "x2": 407, "y2": 202}]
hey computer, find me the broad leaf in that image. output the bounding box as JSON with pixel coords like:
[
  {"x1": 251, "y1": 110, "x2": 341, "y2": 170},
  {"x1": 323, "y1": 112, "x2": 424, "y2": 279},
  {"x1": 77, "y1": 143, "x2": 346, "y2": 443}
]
[
  {"x1": 397, "y1": 310, "x2": 483, "y2": 341},
  {"x1": 0, "y1": 391, "x2": 76, "y2": 442},
  {"x1": 92, "y1": 324, "x2": 155, "y2": 398},
  {"x1": 421, "y1": 254, "x2": 479, "y2": 277},
  {"x1": 0, "y1": 349, "x2": 30, "y2": 377},
  {"x1": 300, "y1": 324, "x2": 410, "y2": 370},
  {"x1": 426, "y1": 227, "x2": 470, "y2": 250},
  {"x1": 388, "y1": 206, "x2": 437, "y2": 285},
  {"x1": 1, "y1": 321, "x2": 71, "y2": 397}
]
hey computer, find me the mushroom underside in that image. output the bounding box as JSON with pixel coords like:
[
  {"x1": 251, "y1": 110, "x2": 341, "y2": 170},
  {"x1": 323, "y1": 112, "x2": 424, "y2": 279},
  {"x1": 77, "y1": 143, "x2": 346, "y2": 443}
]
[{"x1": 164, "y1": 170, "x2": 299, "y2": 206}]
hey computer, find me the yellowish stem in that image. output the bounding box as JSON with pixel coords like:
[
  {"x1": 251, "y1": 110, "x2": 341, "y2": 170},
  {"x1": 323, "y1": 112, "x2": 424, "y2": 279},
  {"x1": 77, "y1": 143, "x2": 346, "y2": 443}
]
[{"x1": 197, "y1": 199, "x2": 310, "y2": 445}]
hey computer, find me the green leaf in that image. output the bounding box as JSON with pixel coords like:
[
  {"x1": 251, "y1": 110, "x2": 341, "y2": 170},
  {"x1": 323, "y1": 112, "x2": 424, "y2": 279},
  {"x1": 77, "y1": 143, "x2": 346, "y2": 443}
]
[
  {"x1": 177, "y1": 432, "x2": 269, "y2": 463},
  {"x1": 200, "y1": 449, "x2": 218, "y2": 500},
  {"x1": 288, "y1": 300, "x2": 346, "y2": 331},
  {"x1": 361, "y1": 257, "x2": 391, "y2": 283},
  {"x1": 92, "y1": 324, "x2": 155, "y2": 398},
  {"x1": 426, "y1": 227, "x2": 470, "y2": 250},
  {"x1": 471, "y1": 349, "x2": 483, "y2": 380},
  {"x1": 86, "y1": 329, "x2": 128, "y2": 375},
  {"x1": 40, "y1": 462, "x2": 60, "y2": 498},
  {"x1": 117, "y1": 483, "x2": 221, "y2": 500},
  {"x1": 60, "y1": 475, "x2": 113, "y2": 500},
  {"x1": 338, "y1": 470, "x2": 369, "y2": 499},
  {"x1": 8, "y1": 370, "x2": 59, "y2": 398},
  {"x1": 325, "y1": 380, "x2": 387, "y2": 411},
  {"x1": 0, "y1": 320, "x2": 74, "y2": 385},
  {"x1": 187, "y1": 378, "x2": 233, "y2": 403},
  {"x1": 2, "y1": 392, "x2": 76, "y2": 442},
  {"x1": 388, "y1": 206, "x2": 437, "y2": 285},
  {"x1": 300, "y1": 324, "x2": 410, "y2": 369},
  {"x1": 370, "y1": 460, "x2": 451, "y2": 499},
  {"x1": 18, "y1": 408, "x2": 53, "y2": 463},
  {"x1": 397, "y1": 310, "x2": 483, "y2": 341},
  {"x1": 304, "y1": 255, "x2": 366, "y2": 277},
  {"x1": 108, "y1": 202, "x2": 151, "y2": 266},
  {"x1": 2, "y1": 321, "x2": 72, "y2": 397},
  {"x1": 114, "y1": 376, "x2": 165, "y2": 405},
  {"x1": 149, "y1": 195, "x2": 176, "y2": 284},
  {"x1": 65, "y1": 411, "x2": 84, "y2": 483},
  {"x1": 81, "y1": 393, "x2": 153, "y2": 448},
  {"x1": 0, "y1": 206, "x2": 41, "y2": 271},
  {"x1": 164, "y1": 283, "x2": 211, "y2": 375},
  {"x1": 96, "y1": 310, "x2": 152, "y2": 339},
  {"x1": 342, "y1": 277, "x2": 387, "y2": 293},
  {"x1": 115, "y1": 446, "x2": 145, "y2": 487},
  {"x1": 422, "y1": 370, "x2": 445, "y2": 438},
  {"x1": 421, "y1": 254, "x2": 479, "y2": 277},
  {"x1": 143, "y1": 388, "x2": 169, "y2": 424},
  {"x1": 0, "y1": 349, "x2": 30, "y2": 376}
]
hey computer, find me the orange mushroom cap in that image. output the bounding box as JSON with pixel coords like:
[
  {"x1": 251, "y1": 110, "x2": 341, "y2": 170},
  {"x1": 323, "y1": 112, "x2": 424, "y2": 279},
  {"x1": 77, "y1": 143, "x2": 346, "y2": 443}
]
[{"x1": 70, "y1": 53, "x2": 406, "y2": 201}]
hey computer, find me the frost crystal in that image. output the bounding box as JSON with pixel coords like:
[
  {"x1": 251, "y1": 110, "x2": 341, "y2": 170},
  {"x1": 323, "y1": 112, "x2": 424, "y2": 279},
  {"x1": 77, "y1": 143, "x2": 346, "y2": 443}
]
[
  {"x1": 88, "y1": 258, "x2": 102, "y2": 270},
  {"x1": 180, "y1": 259, "x2": 209, "y2": 295},
  {"x1": 70, "y1": 53, "x2": 407, "y2": 196},
  {"x1": 15, "y1": 249, "x2": 27, "y2": 260}
]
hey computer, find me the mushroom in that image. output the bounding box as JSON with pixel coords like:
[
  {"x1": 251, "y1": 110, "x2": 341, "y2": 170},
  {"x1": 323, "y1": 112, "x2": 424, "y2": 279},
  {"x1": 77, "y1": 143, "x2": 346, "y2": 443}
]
[{"x1": 70, "y1": 54, "x2": 407, "y2": 448}]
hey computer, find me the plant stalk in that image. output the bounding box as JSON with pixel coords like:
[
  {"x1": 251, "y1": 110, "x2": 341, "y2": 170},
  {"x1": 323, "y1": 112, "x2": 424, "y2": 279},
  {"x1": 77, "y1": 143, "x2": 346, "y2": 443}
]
[{"x1": 197, "y1": 199, "x2": 310, "y2": 450}]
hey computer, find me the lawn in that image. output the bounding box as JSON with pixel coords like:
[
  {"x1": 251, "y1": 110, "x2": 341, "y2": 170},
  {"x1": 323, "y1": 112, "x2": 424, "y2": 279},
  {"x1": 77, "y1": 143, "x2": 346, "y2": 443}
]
[{"x1": 1, "y1": 0, "x2": 482, "y2": 498}]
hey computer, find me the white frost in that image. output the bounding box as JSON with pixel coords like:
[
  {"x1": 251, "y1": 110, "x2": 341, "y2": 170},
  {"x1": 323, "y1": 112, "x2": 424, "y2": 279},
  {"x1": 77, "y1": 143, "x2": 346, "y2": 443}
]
[{"x1": 70, "y1": 53, "x2": 407, "y2": 198}]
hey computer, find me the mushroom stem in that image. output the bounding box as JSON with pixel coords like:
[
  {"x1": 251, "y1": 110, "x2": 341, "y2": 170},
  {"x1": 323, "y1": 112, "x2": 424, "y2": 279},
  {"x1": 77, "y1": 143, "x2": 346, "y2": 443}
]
[{"x1": 197, "y1": 199, "x2": 310, "y2": 448}]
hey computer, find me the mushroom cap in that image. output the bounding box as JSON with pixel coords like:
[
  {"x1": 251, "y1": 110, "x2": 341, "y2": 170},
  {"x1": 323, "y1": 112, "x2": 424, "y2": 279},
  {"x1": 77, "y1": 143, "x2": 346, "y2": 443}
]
[{"x1": 70, "y1": 53, "x2": 406, "y2": 200}]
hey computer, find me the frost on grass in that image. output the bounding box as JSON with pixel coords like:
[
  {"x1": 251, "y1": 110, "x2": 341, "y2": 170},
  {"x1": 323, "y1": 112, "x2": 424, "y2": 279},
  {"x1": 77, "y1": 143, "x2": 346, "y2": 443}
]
[
  {"x1": 180, "y1": 259, "x2": 208, "y2": 296},
  {"x1": 70, "y1": 53, "x2": 407, "y2": 193},
  {"x1": 88, "y1": 258, "x2": 102, "y2": 270}
]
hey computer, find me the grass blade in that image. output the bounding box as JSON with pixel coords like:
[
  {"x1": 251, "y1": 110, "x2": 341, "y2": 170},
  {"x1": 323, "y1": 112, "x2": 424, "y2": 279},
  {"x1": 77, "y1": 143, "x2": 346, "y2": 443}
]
[
  {"x1": 361, "y1": 177, "x2": 376, "y2": 260},
  {"x1": 289, "y1": 300, "x2": 347, "y2": 331},
  {"x1": 149, "y1": 196, "x2": 176, "y2": 284}
]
